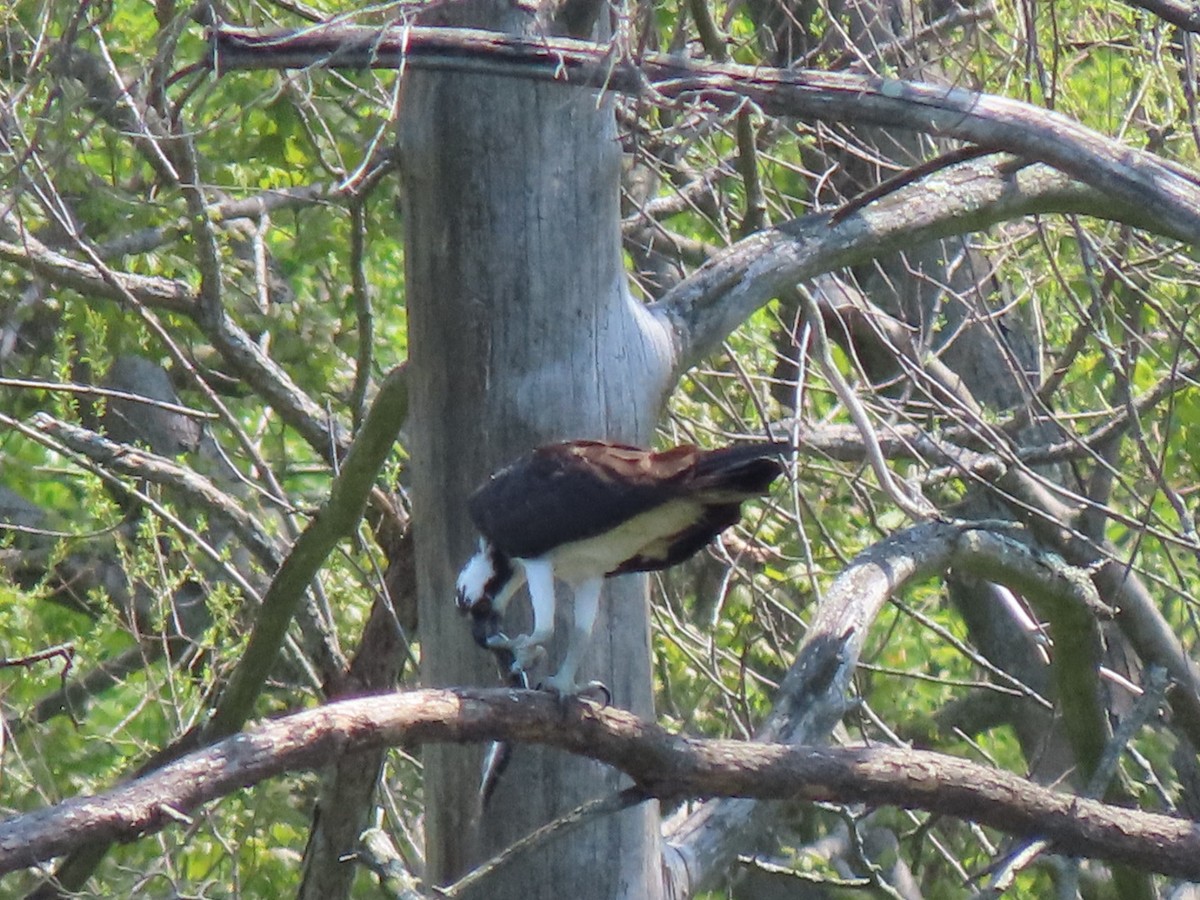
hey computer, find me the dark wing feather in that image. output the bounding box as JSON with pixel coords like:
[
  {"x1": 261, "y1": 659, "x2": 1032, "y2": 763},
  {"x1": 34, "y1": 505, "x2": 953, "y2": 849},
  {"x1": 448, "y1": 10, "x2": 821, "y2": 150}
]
[
  {"x1": 467, "y1": 441, "x2": 696, "y2": 559},
  {"x1": 687, "y1": 440, "x2": 791, "y2": 496},
  {"x1": 468, "y1": 439, "x2": 791, "y2": 561},
  {"x1": 610, "y1": 441, "x2": 790, "y2": 572}
]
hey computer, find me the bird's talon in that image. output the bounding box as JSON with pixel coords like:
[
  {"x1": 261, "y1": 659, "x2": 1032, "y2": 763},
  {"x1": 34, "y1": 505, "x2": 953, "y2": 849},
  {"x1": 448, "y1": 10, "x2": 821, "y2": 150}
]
[
  {"x1": 492, "y1": 635, "x2": 546, "y2": 676},
  {"x1": 537, "y1": 676, "x2": 610, "y2": 706},
  {"x1": 584, "y1": 680, "x2": 612, "y2": 707}
]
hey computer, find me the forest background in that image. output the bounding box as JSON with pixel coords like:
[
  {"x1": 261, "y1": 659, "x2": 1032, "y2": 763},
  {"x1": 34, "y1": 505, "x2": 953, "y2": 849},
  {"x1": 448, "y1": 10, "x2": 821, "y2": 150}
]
[{"x1": 4, "y1": 0, "x2": 1200, "y2": 897}]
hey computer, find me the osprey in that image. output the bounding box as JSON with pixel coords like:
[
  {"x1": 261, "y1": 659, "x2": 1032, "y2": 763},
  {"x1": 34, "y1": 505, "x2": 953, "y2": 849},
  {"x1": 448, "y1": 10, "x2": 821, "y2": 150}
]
[{"x1": 455, "y1": 439, "x2": 790, "y2": 697}]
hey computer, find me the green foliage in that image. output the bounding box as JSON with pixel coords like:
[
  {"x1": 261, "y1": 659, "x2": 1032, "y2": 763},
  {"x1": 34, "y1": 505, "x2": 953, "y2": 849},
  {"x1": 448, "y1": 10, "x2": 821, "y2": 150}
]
[
  {"x1": 1, "y1": 0, "x2": 413, "y2": 888},
  {"x1": 3, "y1": 0, "x2": 1199, "y2": 892}
]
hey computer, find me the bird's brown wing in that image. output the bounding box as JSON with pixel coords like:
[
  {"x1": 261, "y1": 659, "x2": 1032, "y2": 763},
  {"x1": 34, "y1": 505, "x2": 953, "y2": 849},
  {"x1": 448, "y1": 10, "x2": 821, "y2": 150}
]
[
  {"x1": 467, "y1": 439, "x2": 790, "y2": 562},
  {"x1": 606, "y1": 441, "x2": 791, "y2": 571},
  {"x1": 686, "y1": 440, "x2": 791, "y2": 497},
  {"x1": 467, "y1": 440, "x2": 701, "y2": 560}
]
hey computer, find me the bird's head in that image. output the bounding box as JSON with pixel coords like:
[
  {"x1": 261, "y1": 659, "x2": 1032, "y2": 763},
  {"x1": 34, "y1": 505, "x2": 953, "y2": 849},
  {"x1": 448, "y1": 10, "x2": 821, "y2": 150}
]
[
  {"x1": 456, "y1": 539, "x2": 514, "y2": 651},
  {"x1": 455, "y1": 538, "x2": 512, "y2": 615}
]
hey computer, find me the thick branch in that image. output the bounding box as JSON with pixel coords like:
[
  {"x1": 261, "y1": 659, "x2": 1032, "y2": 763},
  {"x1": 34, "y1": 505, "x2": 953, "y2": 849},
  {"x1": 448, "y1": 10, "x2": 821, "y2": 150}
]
[
  {"x1": 211, "y1": 24, "x2": 1200, "y2": 244},
  {"x1": 1121, "y1": 0, "x2": 1200, "y2": 31},
  {"x1": 667, "y1": 521, "x2": 961, "y2": 891},
  {"x1": 2, "y1": 689, "x2": 1197, "y2": 881},
  {"x1": 654, "y1": 159, "x2": 1179, "y2": 375},
  {"x1": 666, "y1": 522, "x2": 1122, "y2": 893},
  {"x1": 0, "y1": 235, "x2": 195, "y2": 312}
]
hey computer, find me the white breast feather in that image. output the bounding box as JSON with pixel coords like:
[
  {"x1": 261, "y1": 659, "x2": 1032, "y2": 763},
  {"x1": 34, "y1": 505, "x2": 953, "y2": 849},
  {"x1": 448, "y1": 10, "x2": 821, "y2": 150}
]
[{"x1": 544, "y1": 499, "x2": 702, "y2": 584}]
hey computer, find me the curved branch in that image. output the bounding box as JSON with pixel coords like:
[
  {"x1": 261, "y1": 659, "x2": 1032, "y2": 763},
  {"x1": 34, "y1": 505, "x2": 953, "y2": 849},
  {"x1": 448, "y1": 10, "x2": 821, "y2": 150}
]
[
  {"x1": 664, "y1": 520, "x2": 1124, "y2": 892},
  {"x1": 667, "y1": 521, "x2": 962, "y2": 890},
  {"x1": 652, "y1": 159, "x2": 1180, "y2": 376},
  {"x1": 2, "y1": 688, "x2": 1197, "y2": 881},
  {"x1": 1121, "y1": 0, "x2": 1200, "y2": 31},
  {"x1": 212, "y1": 25, "x2": 1200, "y2": 242},
  {"x1": 995, "y1": 469, "x2": 1200, "y2": 743}
]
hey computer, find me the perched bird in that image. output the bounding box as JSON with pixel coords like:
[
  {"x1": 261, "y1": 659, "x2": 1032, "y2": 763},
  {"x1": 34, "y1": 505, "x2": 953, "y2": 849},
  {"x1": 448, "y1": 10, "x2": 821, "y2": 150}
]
[{"x1": 455, "y1": 439, "x2": 790, "y2": 698}]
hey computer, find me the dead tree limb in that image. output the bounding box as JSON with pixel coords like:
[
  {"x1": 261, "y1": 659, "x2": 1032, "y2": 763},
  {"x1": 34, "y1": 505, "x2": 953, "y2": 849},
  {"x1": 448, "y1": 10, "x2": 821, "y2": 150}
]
[{"x1": 2, "y1": 688, "x2": 1198, "y2": 882}]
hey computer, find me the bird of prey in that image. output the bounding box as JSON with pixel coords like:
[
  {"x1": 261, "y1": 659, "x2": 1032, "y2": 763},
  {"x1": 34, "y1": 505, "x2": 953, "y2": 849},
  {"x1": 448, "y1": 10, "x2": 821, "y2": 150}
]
[{"x1": 455, "y1": 438, "x2": 790, "y2": 698}]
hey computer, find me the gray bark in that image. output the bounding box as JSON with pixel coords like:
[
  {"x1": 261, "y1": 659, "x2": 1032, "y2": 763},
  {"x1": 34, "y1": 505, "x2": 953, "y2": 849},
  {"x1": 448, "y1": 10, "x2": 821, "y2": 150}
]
[{"x1": 399, "y1": 3, "x2": 672, "y2": 896}]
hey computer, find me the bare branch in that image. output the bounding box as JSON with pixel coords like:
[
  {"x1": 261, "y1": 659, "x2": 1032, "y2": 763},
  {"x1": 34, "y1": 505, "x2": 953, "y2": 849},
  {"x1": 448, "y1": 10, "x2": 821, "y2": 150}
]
[
  {"x1": 3, "y1": 689, "x2": 1198, "y2": 880},
  {"x1": 203, "y1": 365, "x2": 407, "y2": 740},
  {"x1": 31, "y1": 414, "x2": 282, "y2": 568},
  {"x1": 1121, "y1": 0, "x2": 1200, "y2": 32},
  {"x1": 654, "y1": 158, "x2": 1179, "y2": 377},
  {"x1": 211, "y1": 24, "x2": 1200, "y2": 242}
]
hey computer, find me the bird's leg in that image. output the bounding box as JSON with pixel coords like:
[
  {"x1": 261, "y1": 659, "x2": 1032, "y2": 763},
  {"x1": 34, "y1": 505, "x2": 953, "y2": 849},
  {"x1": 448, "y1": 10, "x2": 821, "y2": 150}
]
[
  {"x1": 475, "y1": 565, "x2": 526, "y2": 651},
  {"x1": 474, "y1": 567, "x2": 527, "y2": 656},
  {"x1": 487, "y1": 558, "x2": 553, "y2": 675},
  {"x1": 540, "y1": 577, "x2": 608, "y2": 702},
  {"x1": 489, "y1": 566, "x2": 527, "y2": 617}
]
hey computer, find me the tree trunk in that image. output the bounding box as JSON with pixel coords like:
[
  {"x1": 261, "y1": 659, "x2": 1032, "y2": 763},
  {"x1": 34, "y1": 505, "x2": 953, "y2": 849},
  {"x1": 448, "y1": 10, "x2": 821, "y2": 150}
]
[{"x1": 399, "y1": 3, "x2": 672, "y2": 896}]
